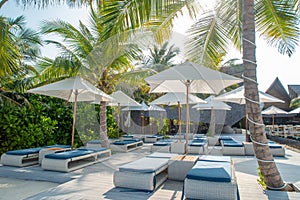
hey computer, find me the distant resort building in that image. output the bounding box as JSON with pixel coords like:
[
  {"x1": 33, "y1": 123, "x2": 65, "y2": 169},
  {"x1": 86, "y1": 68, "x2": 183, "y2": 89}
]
[
  {"x1": 264, "y1": 77, "x2": 291, "y2": 111},
  {"x1": 288, "y1": 85, "x2": 300, "y2": 100}
]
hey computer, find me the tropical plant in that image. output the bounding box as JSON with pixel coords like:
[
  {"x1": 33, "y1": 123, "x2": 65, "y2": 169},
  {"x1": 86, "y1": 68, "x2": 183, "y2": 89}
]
[
  {"x1": 185, "y1": 0, "x2": 299, "y2": 191},
  {"x1": 0, "y1": 15, "x2": 42, "y2": 105},
  {"x1": 36, "y1": 3, "x2": 146, "y2": 147},
  {"x1": 142, "y1": 42, "x2": 180, "y2": 72},
  {"x1": 290, "y1": 97, "x2": 300, "y2": 109}
]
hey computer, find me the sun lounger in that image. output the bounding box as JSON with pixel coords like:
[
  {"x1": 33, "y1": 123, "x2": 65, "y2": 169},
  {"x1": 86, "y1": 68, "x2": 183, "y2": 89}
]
[
  {"x1": 220, "y1": 136, "x2": 245, "y2": 156},
  {"x1": 243, "y1": 141, "x2": 285, "y2": 157},
  {"x1": 151, "y1": 139, "x2": 174, "y2": 153},
  {"x1": 0, "y1": 144, "x2": 70, "y2": 167},
  {"x1": 113, "y1": 152, "x2": 177, "y2": 191},
  {"x1": 144, "y1": 134, "x2": 164, "y2": 143},
  {"x1": 187, "y1": 138, "x2": 208, "y2": 154},
  {"x1": 41, "y1": 147, "x2": 111, "y2": 172},
  {"x1": 170, "y1": 141, "x2": 186, "y2": 154},
  {"x1": 183, "y1": 155, "x2": 238, "y2": 200},
  {"x1": 86, "y1": 140, "x2": 102, "y2": 148},
  {"x1": 110, "y1": 139, "x2": 143, "y2": 152},
  {"x1": 268, "y1": 141, "x2": 285, "y2": 157},
  {"x1": 120, "y1": 134, "x2": 134, "y2": 140}
]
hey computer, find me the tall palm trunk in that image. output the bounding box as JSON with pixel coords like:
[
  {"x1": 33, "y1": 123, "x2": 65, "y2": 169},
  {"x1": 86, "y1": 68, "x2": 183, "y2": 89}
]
[
  {"x1": 99, "y1": 101, "x2": 109, "y2": 148},
  {"x1": 242, "y1": 0, "x2": 287, "y2": 190}
]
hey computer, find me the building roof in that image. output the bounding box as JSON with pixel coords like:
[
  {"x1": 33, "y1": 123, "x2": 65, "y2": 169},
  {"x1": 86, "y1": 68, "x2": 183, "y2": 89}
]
[
  {"x1": 264, "y1": 77, "x2": 291, "y2": 111},
  {"x1": 288, "y1": 85, "x2": 300, "y2": 99}
]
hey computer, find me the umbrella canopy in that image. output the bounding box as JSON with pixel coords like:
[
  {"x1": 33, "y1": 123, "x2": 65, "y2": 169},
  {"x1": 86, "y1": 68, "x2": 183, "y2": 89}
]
[
  {"x1": 193, "y1": 96, "x2": 231, "y2": 137},
  {"x1": 261, "y1": 106, "x2": 288, "y2": 115},
  {"x1": 145, "y1": 61, "x2": 243, "y2": 94},
  {"x1": 149, "y1": 92, "x2": 206, "y2": 106},
  {"x1": 122, "y1": 101, "x2": 149, "y2": 111},
  {"x1": 28, "y1": 76, "x2": 112, "y2": 102},
  {"x1": 145, "y1": 61, "x2": 242, "y2": 153},
  {"x1": 149, "y1": 92, "x2": 206, "y2": 136},
  {"x1": 215, "y1": 86, "x2": 284, "y2": 140},
  {"x1": 214, "y1": 86, "x2": 284, "y2": 104},
  {"x1": 107, "y1": 90, "x2": 141, "y2": 137},
  {"x1": 193, "y1": 96, "x2": 231, "y2": 111},
  {"x1": 27, "y1": 76, "x2": 113, "y2": 148},
  {"x1": 262, "y1": 106, "x2": 288, "y2": 128},
  {"x1": 108, "y1": 90, "x2": 141, "y2": 107},
  {"x1": 289, "y1": 107, "x2": 300, "y2": 114}
]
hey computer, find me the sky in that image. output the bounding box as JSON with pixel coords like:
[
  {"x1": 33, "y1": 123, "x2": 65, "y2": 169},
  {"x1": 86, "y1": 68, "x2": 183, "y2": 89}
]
[{"x1": 1, "y1": 1, "x2": 300, "y2": 92}]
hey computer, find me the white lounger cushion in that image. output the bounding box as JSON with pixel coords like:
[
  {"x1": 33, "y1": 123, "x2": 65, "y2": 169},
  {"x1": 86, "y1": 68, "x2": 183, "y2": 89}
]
[
  {"x1": 119, "y1": 157, "x2": 168, "y2": 173},
  {"x1": 113, "y1": 153, "x2": 177, "y2": 191}
]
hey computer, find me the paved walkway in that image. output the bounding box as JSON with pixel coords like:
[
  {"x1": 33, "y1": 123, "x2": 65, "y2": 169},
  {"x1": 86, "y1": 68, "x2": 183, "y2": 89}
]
[{"x1": 1, "y1": 135, "x2": 300, "y2": 199}]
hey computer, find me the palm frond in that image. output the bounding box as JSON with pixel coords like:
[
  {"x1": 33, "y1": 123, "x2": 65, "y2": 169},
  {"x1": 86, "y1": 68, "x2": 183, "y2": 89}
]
[{"x1": 255, "y1": 0, "x2": 299, "y2": 56}]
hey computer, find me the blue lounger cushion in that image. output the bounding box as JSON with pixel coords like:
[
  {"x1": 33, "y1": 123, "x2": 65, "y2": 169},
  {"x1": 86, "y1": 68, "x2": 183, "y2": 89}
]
[
  {"x1": 219, "y1": 136, "x2": 234, "y2": 141},
  {"x1": 86, "y1": 140, "x2": 100, "y2": 144},
  {"x1": 146, "y1": 134, "x2": 164, "y2": 138},
  {"x1": 189, "y1": 139, "x2": 208, "y2": 146},
  {"x1": 112, "y1": 140, "x2": 138, "y2": 145},
  {"x1": 5, "y1": 147, "x2": 44, "y2": 155},
  {"x1": 44, "y1": 149, "x2": 94, "y2": 160},
  {"x1": 45, "y1": 144, "x2": 71, "y2": 148},
  {"x1": 222, "y1": 141, "x2": 244, "y2": 147},
  {"x1": 119, "y1": 157, "x2": 168, "y2": 173},
  {"x1": 189, "y1": 142, "x2": 206, "y2": 146},
  {"x1": 5, "y1": 144, "x2": 71, "y2": 156},
  {"x1": 186, "y1": 160, "x2": 232, "y2": 182},
  {"x1": 78, "y1": 147, "x2": 108, "y2": 152},
  {"x1": 268, "y1": 142, "x2": 282, "y2": 149},
  {"x1": 122, "y1": 135, "x2": 134, "y2": 139},
  {"x1": 153, "y1": 142, "x2": 171, "y2": 146}
]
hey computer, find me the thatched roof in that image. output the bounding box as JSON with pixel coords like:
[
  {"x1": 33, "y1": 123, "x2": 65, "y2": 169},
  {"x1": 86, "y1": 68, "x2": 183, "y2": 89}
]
[{"x1": 264, "y1": 77, "x2": 291, "y2": 111}]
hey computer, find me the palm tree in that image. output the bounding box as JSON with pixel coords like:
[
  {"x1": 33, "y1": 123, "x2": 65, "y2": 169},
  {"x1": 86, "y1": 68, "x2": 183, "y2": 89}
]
[
  {"x1": 37, "y1": 4, "x2": 144, "y2": 148},
  {"x1": 0, "y1": 15, "x2": 42, "y2": 103},
  {"x1": 100, "y1": 0, "x2": 300, "y2": 191},
  {"x1": 185, "y1": 0, "x2": 299, "y2": 190},
  {"x1": 142, "y1": 42, "x2": 180, "y2": 72}
]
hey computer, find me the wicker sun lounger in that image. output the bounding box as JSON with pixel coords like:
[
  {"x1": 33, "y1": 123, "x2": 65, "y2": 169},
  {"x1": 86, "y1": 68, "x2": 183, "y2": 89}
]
[
  {"x1": 151, "y1": 139, "x2": 174, "y2": 153},
  {"x1": 144, "y1": 134, "x2": 164, "y2": 143},
  {"x1": 41, "y1": 147, "x2": 111, "y2": 172},
  {"x1": 183, "y1": 155, "x2": 238, "y2": 200},
  {"x1": 110, "y1": 139, "x2": 143, "y2": 152},
  {"x1": 220, "y1": 137, "x2": 245, "y2": 156},
  {"x1": 187, "y1": 138, "x2": 208, "y2": 154},
  {"x1": 0, "y1": 144, "x2": 70, "y2": 167},
  {"x1": 113, "y1": 152, "x2": 177, "y2": 191},
  {"x1": 243, "y1": 141, "x2": 285, "y2": 157}
]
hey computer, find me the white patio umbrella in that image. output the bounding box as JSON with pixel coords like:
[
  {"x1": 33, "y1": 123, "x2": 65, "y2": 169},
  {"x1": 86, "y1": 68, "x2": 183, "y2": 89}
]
[
  {"x1": 215, "y1": 86, "x2": 285, "y2": 138},
  {"x1": 122, "y1": 102, "x2": 165, "y2": 135},
  {"x1": 262, "y1": 106, "x2": 288, "y2": 128},
  {"x1": 193, "y1": 96, "x2": 231, "y2": 136},
  {"x1": 214, "y1": 86, "x2": 284, "y2": 104},
  {"x1": 145, "y1": 61, "x2": 243, "y2": 153},
  {"x1": 27, "y1": 76, "x2": 113, "y2": 149},
  {"x1": 289, "y1": 107, "x2": 300, "y2": 114},
  {"x1": 107, "y1": 90, "x2": 141, "y2": 136},
  {"x1": 149, "y1": 92, "x2": 206, "y2": 136}
]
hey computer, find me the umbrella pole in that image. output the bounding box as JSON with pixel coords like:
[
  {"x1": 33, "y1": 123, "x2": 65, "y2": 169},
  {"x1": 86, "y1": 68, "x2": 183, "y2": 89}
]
[
  {"x1": 272, "y1": 114, "x2": 275, "y2": 129},
  {"x1": 71, "y1": 91, "x2": 78, "y2": 150},
  {"x1": 185, "y1": 80, "x2": 191, "y2": 154},
  {"x1": 210, "y1": 109, "x2": 215, "y2": 137},
  {"x1": 178, "y1": 101, "x2": 181, "y2": 142},
  {"x1": 118, "y1": 103, "x2": 121, "y2": 138}
]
